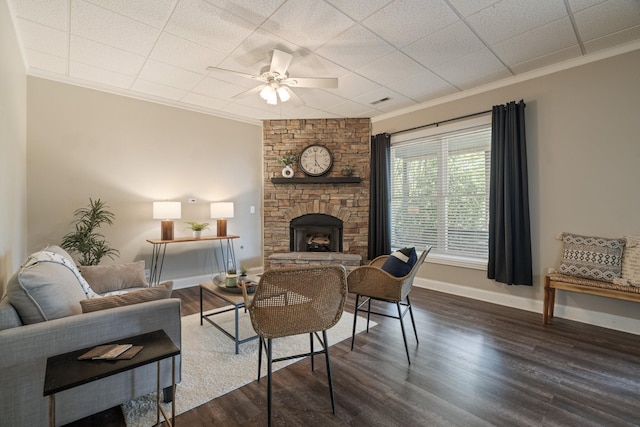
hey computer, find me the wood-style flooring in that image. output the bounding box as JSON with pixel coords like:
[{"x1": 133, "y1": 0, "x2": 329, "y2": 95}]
[{"x1": 70, "y1": 285, "x2": 640, "y2": 427}]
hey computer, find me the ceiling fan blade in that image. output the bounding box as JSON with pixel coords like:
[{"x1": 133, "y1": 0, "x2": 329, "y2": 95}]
[
  {"x1": 206, "y1": 66, "x2": 261, "y2": 81},
  {"x1": 269, "y1": 49, "x2": 293, "y2": 77},
  {"x1": 285, "y1": 77, "x2": 338, "y2": 89},
  {"x1": 232, "y1": 85, "x2": 263, "y2": 99}
]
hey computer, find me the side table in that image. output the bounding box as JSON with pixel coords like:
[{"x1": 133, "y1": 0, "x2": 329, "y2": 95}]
[
  {"x1": 44, "y1": 330, "x2": 180, "y2": 427},
  {"x1": 200, "y1": 279, "x2": 259, "y2": 354}
]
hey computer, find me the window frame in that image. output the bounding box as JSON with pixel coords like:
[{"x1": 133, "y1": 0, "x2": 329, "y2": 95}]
[{"x1": 390, "y1": 114, "x2": 491, "y2": 270}]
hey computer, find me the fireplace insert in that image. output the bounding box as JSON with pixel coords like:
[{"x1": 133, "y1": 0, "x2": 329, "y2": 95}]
[{"x1": 290, "y1": 214, "x2": 343, "y2": 252}]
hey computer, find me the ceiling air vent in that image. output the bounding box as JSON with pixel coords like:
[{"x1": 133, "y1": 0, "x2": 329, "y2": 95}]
[{"x1": 370, "y1": 97, "x2": 391, "y2": 105}]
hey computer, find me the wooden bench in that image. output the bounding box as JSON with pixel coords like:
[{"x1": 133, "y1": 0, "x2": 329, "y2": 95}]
[{"x1": 543, "y1": 273, "x2": 640, "y2": 324}]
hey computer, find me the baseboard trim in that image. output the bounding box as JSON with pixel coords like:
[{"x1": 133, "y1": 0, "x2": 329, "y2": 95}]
[{"x1": 414, "y1": 277, "x2": 640, "y2": 335}]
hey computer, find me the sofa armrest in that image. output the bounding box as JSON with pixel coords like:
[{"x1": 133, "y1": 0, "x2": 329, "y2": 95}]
[{"x1": 0, "y1": 298, "x2": 181, "y2": 426}]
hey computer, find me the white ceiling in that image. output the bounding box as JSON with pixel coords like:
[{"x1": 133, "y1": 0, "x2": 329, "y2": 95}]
[{"x1": 7, "y1": 0, "x2": 640, "y2": 124}]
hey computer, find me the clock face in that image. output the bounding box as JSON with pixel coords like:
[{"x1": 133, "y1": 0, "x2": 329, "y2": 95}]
[{"x1": 299, "y1": 144, "x2": 333, "y2": 176}]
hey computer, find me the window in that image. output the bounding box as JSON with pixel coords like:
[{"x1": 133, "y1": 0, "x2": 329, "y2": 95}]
[{"x1": 390, "y1": 116, "x2": 491, "y2": 269}]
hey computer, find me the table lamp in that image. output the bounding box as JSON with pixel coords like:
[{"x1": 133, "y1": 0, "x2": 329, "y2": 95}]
[
  {"x1": 210, "y1": 202, "x2": 234, "y2": 237},
  {"x1": 153, "y1": 201, "x2": 181, "y2": 240}
]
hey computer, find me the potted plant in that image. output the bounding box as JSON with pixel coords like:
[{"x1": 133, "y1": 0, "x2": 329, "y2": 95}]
[
  {"x1": 278, "y1": 151, "x2": 297, "y2": 178},
  {"x1": 225, "y1": 268, "x2": 238, "y2": 288},
  {"x1": 185, "y1": 221, "x2": 209, "y2": 238},
  {"x1": 61, "y1": 198, "x2": 120, "y2": 266},
  {"x1": 341, "y1": 165, "x2": 354, "y2": 177}
]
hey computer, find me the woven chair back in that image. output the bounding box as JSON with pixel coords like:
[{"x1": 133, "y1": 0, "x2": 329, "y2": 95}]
[{"x1": 248, "y1": 265, "x2": 348, "y2": 339}]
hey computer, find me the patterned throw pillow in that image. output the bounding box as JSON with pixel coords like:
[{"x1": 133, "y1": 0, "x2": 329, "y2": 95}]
[
  {"x1": 559, "y1": 233, "x2": 625, "y2": 282},
  {"x1": 381, "y1": 247, "x2": 418, "y2": 277},
  {"x1": 613, "y1": 236, "x2": 640, "y2": 287}
]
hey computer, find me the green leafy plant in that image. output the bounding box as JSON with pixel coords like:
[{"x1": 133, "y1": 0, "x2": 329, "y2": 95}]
[
  {"x1": 61, "y1": 198, "x2": 119, "y2": 266},
  {"x1": 227, "y1": 268, "x2": 237, "y2": 275},
  {"x1": 278, "y1": 151, "x2": 297, "y2": 167},
  {"x1": 239, "y1": 267, "x2": 248, "y2": 276},
  {"x1": 185, "y1": 221, "x2": 209, "y2": 231},
  {"x1": 341, "y1": 165, "x2": 354, "y2": 176}
]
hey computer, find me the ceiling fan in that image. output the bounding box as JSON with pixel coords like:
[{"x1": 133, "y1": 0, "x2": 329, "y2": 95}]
[{"x1": 206, "y1": 49, "x2": 338, "y2": 106}]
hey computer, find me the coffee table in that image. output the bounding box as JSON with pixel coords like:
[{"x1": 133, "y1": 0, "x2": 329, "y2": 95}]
[
  {"x1": 43, "y1": 329, "x2": 179, "y2": 427},
  {"x1": 200, "y1": 278, "x2": 259, "y2": 354}
]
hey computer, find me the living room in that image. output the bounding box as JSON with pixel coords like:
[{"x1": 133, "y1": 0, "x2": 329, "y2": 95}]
[{"x1": 2, "y1": 0, "x2": 640, "y2": 425}]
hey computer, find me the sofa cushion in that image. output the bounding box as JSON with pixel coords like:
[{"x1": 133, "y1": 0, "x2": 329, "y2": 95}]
[
  {"x1": 559, "y1": 233, "x2": 625, "y2": 282},
  {"x1": 79, "y1": 281, "x2": 173, "y2": 313},
  {"x1": 0, "y1": 296, "x2": 22, "y2": 330},
  {"x1": 381, "y1": 247, "x2": 418, "y2": 277},
  {"x1": 79, "y1": 260, "x2": 149, "y2": 294},
  {"x1": 7, "y1": 251, "x2": 90, "y2": 324}
]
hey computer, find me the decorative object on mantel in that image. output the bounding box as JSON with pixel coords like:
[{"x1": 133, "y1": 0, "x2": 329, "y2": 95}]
[
  {"x1": 341, "y1": 165, "x2": 354, "y2": 177},
  {"x1": 299, "y1": 144, "x2": 333, "y2": 176},
  {"x1": 185, "y1": 222, "x2": 209, "y2": 238},
  {"x1": 153, "y1": 201, "x2": 181, "y2": 241},
  {"x1": 278, "y1": 150, "x2": 297, "y2": 178},
  {"x1": 225, "y1": 269, "x2": 238, "y2": 288},
  {"x1": 210, "y1": 202, "x2": 234, "y2": 237}
]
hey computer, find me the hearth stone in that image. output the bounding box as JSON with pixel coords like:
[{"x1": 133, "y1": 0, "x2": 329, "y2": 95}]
[{"x1": 268, "y1": 252, "x2": 362, "y2": 272}]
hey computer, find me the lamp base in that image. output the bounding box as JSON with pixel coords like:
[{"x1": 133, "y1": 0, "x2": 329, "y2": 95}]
[
  {"x1": 161, "y1": 220, "x2": 174, "y2": 241},
  {"x1": 216, "y1": 219, "x2": 227, "y2": 237}
]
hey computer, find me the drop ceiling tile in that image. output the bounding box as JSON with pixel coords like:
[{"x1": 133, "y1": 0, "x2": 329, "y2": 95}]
[
  {"x1": 567, "y1": 0, "x2": 608, "y2": 13},
  {"x1": 182, "y1": 92, "x2": 229, "y2": 110},
  {"x1": 403, "y1": 21, "x2": 485, "y2": 69},
  {"x1": 198, "y1": 0, "x2": 285, "y2": 26},
  {"x1": 446, "y1": 0, "x2": 500, "y2": 17},
  {"x1": 191, "y1": 76, "x2": 249, "y2": 98},
  {"x1": 151, "y1": 32, "x2": 227, "y2": 74},
  {"x1": 164, "y1": 0, "x2": 254, "y2": 53},
  {"x1": 225, "y1": 29, "x2": 298, "y2": 70},
  {"x1": 509, "y1": 45, "x2": 582, "y2": 74},
  {"x1": 466, "y1": 0, "x2": 567, "y2": 44},
  {"x1": 70, "y1": 61, "x2": 135, "y2": 88},
  {"x1": 362, "y1": 0, "x2": 459, "y2": 48},
  {"x1": 12, "y1": 0, "x2": 69, "y2": 30},
  {"x1": 574, "y1": 0, "x2": 640, "y2": 42},
  {"x1": 71, "y1": 0, "x2": 159, "y2": 55},
  {"x1": 296, "y1": 88, "x2": 349, "y2": 110},
  {"x1": 261, "y1": 0, "x2": 355, "y2": 50},
  {"x1": 138, "y1": 59, "x2": 204, "y2": 91},
  {"x1": 25, "y1": 49, "x2": 68, "y2": 74},
  {"x1": 353, "y1": 87, "x2": 412, "y2": 110},
  {"x1": 316, "y1": 25, "x2": 395, "y2": 70},
  {"x1": 356, "y1": 50, "x2": 426, "y2": 86},
  {"x1": 330, "y1": 72, "x2": 382, "y2": 100},
  {"x1": 84, "y1": 0, "x2": 176, "y2": 28},
  {"x1": 492, "y1": 17, "x2": 578, "y2": 66},
  {"x1": 387, "y1": 70, "x2": 458, "y2": 102},
  {"x1": 325, "y1": 0, "x2": 392, "y2": 21},
  {"x1": 131, "y1": 79, "x2": 187, "y2": 100},
  {"x1": 456, "y1": 68, "x2": 513, "y2": 91},
  {"x1": 285, "y1": 51, "x2": 349, "y2": 79},
  {"x1": 583, "y1": 25, "x2": 640, "y2": 53},
  {"x1": 430, "y1": 48, "x2": 508, "y2": 88},
  {"x1": 331, "y1": 98, "x2": 385, "y2": 117},
  {"x1": 71, "y1": 35, "x2": 145, "y2": 76},
  {"x1": 17, "y1": 19, "x2": 68, "y2": 57}
]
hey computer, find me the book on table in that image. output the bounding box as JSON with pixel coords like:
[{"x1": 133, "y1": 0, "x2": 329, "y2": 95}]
[{"x1": 77, "y1": 344, "x2": 143, "y2": 360}]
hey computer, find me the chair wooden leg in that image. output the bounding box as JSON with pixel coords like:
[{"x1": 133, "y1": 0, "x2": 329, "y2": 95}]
[
  {"x1": 323, "y1": 330, "x2": 337, "y2": 415},
  {"x1": 351, "y1": 294, "x2": 360, "y2": 351},
  {"x1": 406, "y1": 296, "x2": 419, "y2": 344},
  {"x1": 267, "y1": 338, "x2": 273, "y2": 427},
  {"x1": 397, "y1": 302, "x2": 411, "y2": 365}
]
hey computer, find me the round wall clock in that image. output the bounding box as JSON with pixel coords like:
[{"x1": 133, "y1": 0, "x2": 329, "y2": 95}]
[{"x1": 299, "y1": 144, "x2": 333, "y2": 177}]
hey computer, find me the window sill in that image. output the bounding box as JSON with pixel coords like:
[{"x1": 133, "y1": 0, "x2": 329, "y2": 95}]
[{"x1": 425, "y1": 253, "x2": 487, "y2": 270}]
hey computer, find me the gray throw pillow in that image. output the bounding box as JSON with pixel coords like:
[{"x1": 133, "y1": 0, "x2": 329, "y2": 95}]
[{"x1": 79, "y1": 260, "x2": 149, "y2": 294}]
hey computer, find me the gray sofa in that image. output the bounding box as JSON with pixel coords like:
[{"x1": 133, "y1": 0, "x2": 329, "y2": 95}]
[{"x1": 0, "y1": 245, "x2": 181, "y2": 426}]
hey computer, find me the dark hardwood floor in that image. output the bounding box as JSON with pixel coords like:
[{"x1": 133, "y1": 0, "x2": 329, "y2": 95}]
[{"x1": 73, "y1": 285, "x2": 640, "y2": 426}]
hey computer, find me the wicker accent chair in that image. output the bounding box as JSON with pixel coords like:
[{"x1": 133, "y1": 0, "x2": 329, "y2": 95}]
[
  {"x1": 241, "y1": 265, "x2": 348, "y2": 426},
  {"x1": 347, "y1": 247, "x2": 431, "y2": 364}
]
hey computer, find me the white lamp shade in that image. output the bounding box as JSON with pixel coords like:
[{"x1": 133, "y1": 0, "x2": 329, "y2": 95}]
[
  {"x1": 210, "y1": 202, "x2": 234, "y2": 219},
  {"x1": 153, "y1": 201, "x2": 181, "y2": 219}
]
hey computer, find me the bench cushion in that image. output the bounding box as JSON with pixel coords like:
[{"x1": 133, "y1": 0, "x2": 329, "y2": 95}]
[
  {"x1": 547, "y1": 273, "x2": 640, "y2": 294},
  {"x1": 559, "y1": 233, "x2": 625, "y2": 282}
]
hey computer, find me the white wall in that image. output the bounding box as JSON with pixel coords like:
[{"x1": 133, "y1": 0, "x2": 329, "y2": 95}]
[
  {"x1": 373, "y1": 48, "x2": 640, "y2": 334},
  {"x1": 26, "y1": 78, "x2": 263, "y2": 285},
  {"x1": 0, "y1": 0, "x2": 27, "y2": 291}
]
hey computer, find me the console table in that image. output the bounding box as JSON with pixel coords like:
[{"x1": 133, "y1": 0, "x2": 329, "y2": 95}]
[
  {"x1": 43, "y1": 330, "x2": 179, "y2": 427},
  {"x1": 147, "y1": 235, "x2": 239, "y2": 285}
]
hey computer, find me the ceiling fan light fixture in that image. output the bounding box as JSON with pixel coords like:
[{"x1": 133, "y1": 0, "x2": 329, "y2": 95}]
[
  {"x1": 276, "y1": 86, "x2": 291, "y2": 103},
  {"x1": 259, "y1": 84, "x2": 276, "y2": 101}
]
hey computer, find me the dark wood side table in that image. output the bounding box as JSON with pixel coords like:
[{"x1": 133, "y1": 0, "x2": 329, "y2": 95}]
[
  {"x1": 43, "y1": 330, "x2": 180, "y2": 427},
  {"x1": 147, "y1": 235, "x2": 239, "y2": 285}
]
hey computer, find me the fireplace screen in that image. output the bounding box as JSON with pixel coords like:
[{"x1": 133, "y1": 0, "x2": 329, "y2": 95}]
[{"x1": 290, "y1": 214, "x2": 343, "y2": 252}]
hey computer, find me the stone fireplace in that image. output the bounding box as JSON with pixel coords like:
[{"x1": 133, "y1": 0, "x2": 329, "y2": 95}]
[
  {"x1": 263, "y1": 118, "x2": 370, "y2": 267},
  {"x1": 290, "y1": 214, "x2": 343, "y2": 252}
]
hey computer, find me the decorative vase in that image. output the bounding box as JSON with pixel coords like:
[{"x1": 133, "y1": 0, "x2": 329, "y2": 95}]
[
  {"x1": 225, "y1": 274, "x2": 238, "y2": 288},
  {"x1": 282, "y1": 165, "x2": 294, "y2": 178},
  {"x1": 192, "y1": 230, "x2": 202, "y2": 239}
]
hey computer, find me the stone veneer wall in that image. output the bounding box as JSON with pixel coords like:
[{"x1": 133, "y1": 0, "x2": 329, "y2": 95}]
[{"x1": 263, "y1": 118, "x2": 370, "y2": 265}]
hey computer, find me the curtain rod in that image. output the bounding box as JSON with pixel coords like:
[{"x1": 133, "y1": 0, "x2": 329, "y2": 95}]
[{"x1": 389, "y1": 109, "x2": 492, "y2": 136}]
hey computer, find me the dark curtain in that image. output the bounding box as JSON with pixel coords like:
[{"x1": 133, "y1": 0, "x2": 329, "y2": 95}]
[
  {"x1": 368, "y1": 133, "x2": 391, "y2": 259},
  {"x1": 488, "y1": 100, "x2": 532, "y2": 286}
]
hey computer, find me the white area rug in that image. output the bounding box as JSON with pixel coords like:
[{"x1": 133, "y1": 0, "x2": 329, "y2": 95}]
[{"x1": 122, "y1": 307, "x2": 373, "y2": 426}]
